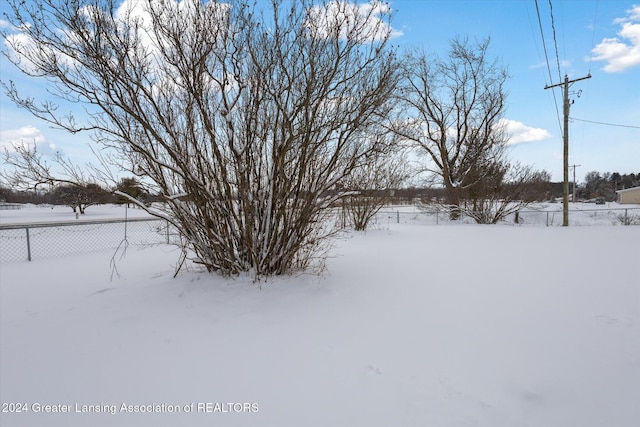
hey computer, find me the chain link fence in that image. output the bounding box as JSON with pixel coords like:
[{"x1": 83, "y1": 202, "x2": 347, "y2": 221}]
[
  {"x1": 513, "y1": 207, "x2": 640, "y2": 226},
  {"x1": 374, "y1": 206, "x2": 640, "y2": 227},
  {"x1": 2, "y1": 206, "x2": 638, "y2": 264},
  {"x1": 0, "y1": 218, "x2": 173, "y2": 264}
]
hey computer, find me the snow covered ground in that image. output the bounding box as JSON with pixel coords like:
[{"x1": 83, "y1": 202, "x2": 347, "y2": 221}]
[{"x1": 1, "y1": 205, "x2": 639, "y2": 426}]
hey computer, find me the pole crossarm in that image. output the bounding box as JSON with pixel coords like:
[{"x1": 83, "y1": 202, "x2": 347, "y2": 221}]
[{"x1": 544, "y1": 73, "x2": 592, "y2": 90}]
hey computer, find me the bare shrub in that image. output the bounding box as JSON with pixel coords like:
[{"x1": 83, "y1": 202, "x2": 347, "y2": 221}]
[
  {"x1": 2, "y1": 0, "x2": 402, "y2": 276},
  {"x1": 341, "y1": 148, "x2": 410, "y2": 231}
]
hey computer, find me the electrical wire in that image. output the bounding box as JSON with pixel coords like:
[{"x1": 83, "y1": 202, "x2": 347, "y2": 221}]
[
  {"x1": 560, "y1": 0, "x2": 567, "y2": 75},
  {"x1": 570, "y1": 117, "x2": 640, "y2": 129},
  {"x1": 577, "y1": 0, "x2": 600, "y2": 172},
  {"x1": 587, "y1": 0, "x2": 600, "y2": 74},
  {"x1": 548, "y1": 0, "x2": 562, "y2": 81},
  {"x1": 534, "y1": 0, "x2": 554, "y2": 83},
  {"x1": 534, "y1": 0, "x2": 563, "y2": 134}
]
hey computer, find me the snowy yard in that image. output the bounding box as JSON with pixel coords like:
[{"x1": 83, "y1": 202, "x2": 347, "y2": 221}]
[{"x1": 1, "y1": 206, "x2": 639, "y2": 426}]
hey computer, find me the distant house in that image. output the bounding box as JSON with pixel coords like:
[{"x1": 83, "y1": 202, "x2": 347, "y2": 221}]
[{"x1": 616, "y1": 186, "x2": 640, "y2": 204}]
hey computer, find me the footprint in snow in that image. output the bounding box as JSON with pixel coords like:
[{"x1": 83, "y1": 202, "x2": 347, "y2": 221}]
[
  {"x1": 595, "y1": 314, "x2": 618, "y2": 325},
  {"x1": 366, "y1": 364, "x2": 382, "y2": 375},
  {"x1": 89, "y1": 287, "x2": 114, "y2": 296}
]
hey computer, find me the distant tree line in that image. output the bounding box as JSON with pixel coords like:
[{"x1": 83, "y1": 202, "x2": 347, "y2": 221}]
[
  {"x1": 0, "y1": 178, "x2": 156, "y2": 213},
  {"x1": 577, "y1": 172, "x2": 639, "y2": 201},
  {"x1": 2, "y1": 171, "x2": 636, "y2": 215}
]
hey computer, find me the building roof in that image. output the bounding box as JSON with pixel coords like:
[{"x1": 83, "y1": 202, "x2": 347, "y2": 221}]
[{"x1": 616, "y1": 186, "x2": 640, "y2": 194}]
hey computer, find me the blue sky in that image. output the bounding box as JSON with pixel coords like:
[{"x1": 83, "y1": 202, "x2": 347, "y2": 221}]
[
  {"x1": 391, "y1": 0, "x2": 640, "y2": 181},
  {"x1": 1, "y1": 0, "x2": 639, "y2": 183}
]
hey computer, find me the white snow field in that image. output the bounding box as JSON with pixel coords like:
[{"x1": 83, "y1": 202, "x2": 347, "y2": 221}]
[{"x1": 1, "y1": 205, "x2": 639, "y2": 427}]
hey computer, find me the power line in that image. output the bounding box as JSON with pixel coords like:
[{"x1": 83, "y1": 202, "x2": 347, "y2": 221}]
[
  {"x1": 534, "y1": 0, "x2": 553, "y2": 84},
  {"x1": 559, "y1": 0, "x2": 567, "y2": 74},
  {"x1": 587, "y1": 0, "x2": 600, "y2": 73},
  {"x1": 577, "y1": 1, "x2": 600, "y2": 171},
  {"x1": 548, "y1": 0, "x2": 562, "y2": 81},
  {"x1": 534, "y1": 0, "x2": 563, "y2": 134},
  {"x1": 570, "y1": 117, "x2": 640, "y2": 129}
]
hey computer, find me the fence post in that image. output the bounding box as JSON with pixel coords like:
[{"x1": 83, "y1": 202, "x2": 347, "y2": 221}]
[
  {"x1": 625, "y1": 209, "x2": 628, "y2": 225},
  {"x1": 166, "y1": 220, "x2": 170, "y2": 244},
  {"x1": 546, "y1": 211, "x2": 549, "y2": 227},
  {"x1": 397, "y1": 210, "x2": 400, "y2": 224},
  {"x1": 26, "y1": 227, "x2": 32, "y2": 261}
]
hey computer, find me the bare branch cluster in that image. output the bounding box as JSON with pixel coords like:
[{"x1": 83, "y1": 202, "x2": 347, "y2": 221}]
[
  {"x1": 2, "y1": 0, "x2": 401, "y2": 276},
  {"x1": 1, "y1": 143, "x2": 90, "y2": 190}
]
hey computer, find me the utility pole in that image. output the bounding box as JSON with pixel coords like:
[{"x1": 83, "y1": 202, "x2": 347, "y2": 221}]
[
  {"x1": 545, "y1": 73, "x2": 591, "y2": 226},
  {"x1": 570, "y1": 164, "x2": 581, "y2": 203}
]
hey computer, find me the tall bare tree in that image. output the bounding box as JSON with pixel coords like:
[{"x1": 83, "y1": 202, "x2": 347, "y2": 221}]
[
  {"x1": 395, "y1": 37, "x2": 509, "y2": 218},
  {"x1": 2, "y1": 0, "x2": 401, "y2": 276}
]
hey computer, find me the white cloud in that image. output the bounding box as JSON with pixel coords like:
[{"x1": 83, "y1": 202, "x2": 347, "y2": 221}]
[
  {"x1": 614, "y1": 4, "x2": 640, "y2": 23},
  {"x1": 530, "y1": 58, "x2": 571, "y2": 70},
  {"x1": 3, "y1": 20, "x2": 78, "y2": 74},
  {"x1": 305, "y1": 0, "x2": 403, "y2": 42},
  {"x1": 0, "y1": 125, "x2": 56, "y2": 154},
  {"x1": 500, "y1": 119, "x2": 552, "y2": 145},
  {"x1": 528, "y1": 61, "x2": 546, "y2": 70},
  {"x1": 590, "y1": 5, "x2": 640, "y2": 73},
  {"x1": 4, "y1": 0, "x2": 228, "y2": 78}
]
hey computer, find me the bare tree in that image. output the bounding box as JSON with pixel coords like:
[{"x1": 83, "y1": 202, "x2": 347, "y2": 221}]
[
  {"x1": 394, "y1": 37, "x2": 509, "y2": 219},
  {"x1": 50, "y1": 182, "x2": 111, "y2": 213},
  {"x1": 341, "y1": 147, "x2": 410, "y2": 231},
  {"x1": 2, "y1": 0, "x2": 401, "y2": 277},
  {"x1": 458, "y1": 162, "x2": 550, "y2": 224}
]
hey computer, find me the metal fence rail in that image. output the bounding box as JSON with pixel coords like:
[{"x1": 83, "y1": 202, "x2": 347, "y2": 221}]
[
  {"x1": 513, "y1": 207, "x2": 640, "y2": 226},
  {"x1": 2, "y1": 207, "x2": 638, "y2": 264},
  {"x1": 374, "y1": 207, "x2": 640, "y2": 227},
  {"x1": 0, "y1": 218, "x2": 171, "y2": 264}
]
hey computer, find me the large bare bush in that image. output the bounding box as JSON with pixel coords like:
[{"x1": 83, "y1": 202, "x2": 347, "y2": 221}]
[{"x1": 2, "y1": 0, "x2": 401, "y2": 276}]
